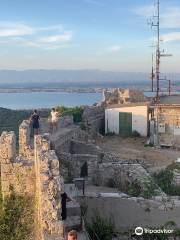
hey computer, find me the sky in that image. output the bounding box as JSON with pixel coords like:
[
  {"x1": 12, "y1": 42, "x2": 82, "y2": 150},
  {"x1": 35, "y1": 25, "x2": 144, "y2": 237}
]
[{"x1": 0, "y1": 0, "x2": 179, "y2": 72}]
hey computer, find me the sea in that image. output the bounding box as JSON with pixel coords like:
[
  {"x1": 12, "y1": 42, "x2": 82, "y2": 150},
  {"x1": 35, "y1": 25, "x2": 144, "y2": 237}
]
[
  {"x1": 0, "y1": 92, "x2": 102, "y2": 109},
  {"x1": 0, "y1": 91, "x2": 178, "y2": 110}
]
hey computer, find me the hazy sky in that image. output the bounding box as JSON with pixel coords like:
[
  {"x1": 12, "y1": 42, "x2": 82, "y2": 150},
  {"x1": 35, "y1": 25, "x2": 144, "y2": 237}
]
[{"x1": 0, "y1": 0, "x2": 179, "y2": 72}]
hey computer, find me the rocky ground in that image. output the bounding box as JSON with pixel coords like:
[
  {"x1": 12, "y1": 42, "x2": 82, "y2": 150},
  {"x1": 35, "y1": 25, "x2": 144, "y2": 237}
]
[{"x1": 97, "y1": 135, "x2": 180, "y2": 170}]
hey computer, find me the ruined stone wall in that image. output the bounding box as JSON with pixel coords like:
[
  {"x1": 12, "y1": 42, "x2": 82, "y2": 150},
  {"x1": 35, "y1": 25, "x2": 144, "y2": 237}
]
[
  {"x1": 0, "y1": 131, "x2": 35, "y2": 198},
  {"x1": 51, "y1": 126, "x2": 89, "y2": 155},
  {"x1": 57, "y1": 151, "x2": 99, "y2": 181},
  {"x1": 0, "y1": 126, "x2": 65, "y2": 240},
  {"x1": 70, "y1": 140, "x2": 102, "y2": 156},
  {"x1": 34, "y1": 134, "x2": 64, "y2": 239},
  {"x1": 19, "y1": 120, "x2": 34, "y2": 159},
  {"x1": 82, "y1": 106, "x2": 105, "y2": 134},
  {"x1": 91, "y1": 162, "x2": 164, "y2": 195}
]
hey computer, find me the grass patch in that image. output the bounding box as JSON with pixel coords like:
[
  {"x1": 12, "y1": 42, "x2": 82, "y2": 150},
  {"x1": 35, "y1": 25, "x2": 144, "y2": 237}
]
[{"x1": 87, "y1": 212, "x2": 115, "y2": 240}]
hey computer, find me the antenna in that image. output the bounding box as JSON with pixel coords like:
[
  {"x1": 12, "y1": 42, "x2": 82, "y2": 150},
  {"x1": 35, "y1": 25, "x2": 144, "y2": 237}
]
[
  {"x1": 155, "y1": 0, "x2": 160, "y2": 100},
  {"x1": 151, "y1": 53, "x2": 155, "y2": 92},
  {"x1": 149, "y1": 0, "x2": 172, "y2": 101}
]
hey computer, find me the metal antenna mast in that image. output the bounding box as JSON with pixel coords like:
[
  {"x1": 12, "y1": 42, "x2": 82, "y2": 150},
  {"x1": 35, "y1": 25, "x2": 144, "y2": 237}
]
[
  {"x1": 150, "y1": 0, "x2": 172, "y2": 100},
  {"x1": 156, "y1": 0, "x2": 160, "y2": 99},
  {"x1": 151, "y1": 53, "x2": 155, "y2": 92},
  {"x1": 151, "y1": 0, "x2": 160, "y2": 100}
]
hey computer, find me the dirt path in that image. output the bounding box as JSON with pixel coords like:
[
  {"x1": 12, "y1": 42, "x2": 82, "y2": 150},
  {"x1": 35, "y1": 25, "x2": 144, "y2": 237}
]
[{"x1": 97, "y1": 136, "x2": 180, "y2": 169}]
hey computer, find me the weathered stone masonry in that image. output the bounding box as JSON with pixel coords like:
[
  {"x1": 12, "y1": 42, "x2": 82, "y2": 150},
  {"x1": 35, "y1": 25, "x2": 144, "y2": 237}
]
[{"x1": 0, "y1": 122, "x2": 64, "y2": 240}]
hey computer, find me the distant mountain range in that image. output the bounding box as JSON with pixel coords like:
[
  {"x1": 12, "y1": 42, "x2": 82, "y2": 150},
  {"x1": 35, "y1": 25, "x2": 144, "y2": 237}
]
[{"x1": 0, "y1": 69, "x2": 179, "y2": 89}]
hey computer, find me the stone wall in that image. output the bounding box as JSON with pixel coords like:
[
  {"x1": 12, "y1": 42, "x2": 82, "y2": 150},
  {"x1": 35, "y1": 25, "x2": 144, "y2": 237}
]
[
  {"x1": 82, "y1": 106, "x2": 105, "y2": 134},
  {"x1": 51, "y1": 126, "x2": 89, "y2": 155},
  {"x1": 34, "y1": 134, "x2": 64, "y2": 239},
  {"x1": 152, "y1": 106, "x2": 180, "y2": 147},
  {"x1": 19, "y1": 120, "x2": 34, "y2": 159},
  {"x1": 0, "y1": 131, "x2": 35, "y2": 198},
  {"x1": 70, "y1": 140, "x2": 102, "y2": 156},
  {"x1": 91, "y1": 162, "x2": 164, "y2": 196},
  {"x1": 57, "y1": 151, "x2": 99, "y2": 181},
  {"x1": 0, "y1": 128, "x2": 65, "y2": 240},
  {"x1": 83, "y1": 194, "x2": 180, "y2": 231}
]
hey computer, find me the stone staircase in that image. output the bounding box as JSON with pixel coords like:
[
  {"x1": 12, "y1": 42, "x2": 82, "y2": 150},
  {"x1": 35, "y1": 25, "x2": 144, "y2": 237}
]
[
  {"x1": 65, "y1": 201, "x2": 81, "y2": 232},
  {"x1": 64, "y1": 184, "x2": 82, "y2": 232}
]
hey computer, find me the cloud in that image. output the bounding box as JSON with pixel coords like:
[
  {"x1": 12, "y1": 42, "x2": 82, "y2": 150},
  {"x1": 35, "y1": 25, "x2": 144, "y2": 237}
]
[
  {"x1": 0, "y1": 22, "x2": 34, "y2": 37},
  {"x1": 134, "y1": 5, "x2": 180, "y2": 29},
  {"x1": 161, "y1": 32, "x2": 180, "y2": 43},
  {"x1": 39, "y1": 32, "x2": 72, "y2": 44},
  {"x1": 107, "y1": 45, "x2": 122, "y2": 53},
  {"x1": 0, "y1": 21, "x2": 73, "y2": 50}
]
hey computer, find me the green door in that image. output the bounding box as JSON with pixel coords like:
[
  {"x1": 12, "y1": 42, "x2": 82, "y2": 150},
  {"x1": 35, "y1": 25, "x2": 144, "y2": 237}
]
[{"x1": 119, "y1": 112, "x2": 132, "y2": 137}]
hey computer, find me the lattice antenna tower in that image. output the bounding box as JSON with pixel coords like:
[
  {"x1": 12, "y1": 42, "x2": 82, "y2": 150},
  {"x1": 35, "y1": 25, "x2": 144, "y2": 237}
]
[{"x1": 148, "y1": 0, "x2": 172, "y2": 100}]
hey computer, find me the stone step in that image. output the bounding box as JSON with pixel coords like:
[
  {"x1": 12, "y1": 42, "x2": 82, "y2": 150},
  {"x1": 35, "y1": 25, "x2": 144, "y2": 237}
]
[
  {"x1": 64, "y1": 216, "x2": 81, "y2": 232},
  {"x1": 66, "y1": 201, "x2": 81, "y2": 217}
]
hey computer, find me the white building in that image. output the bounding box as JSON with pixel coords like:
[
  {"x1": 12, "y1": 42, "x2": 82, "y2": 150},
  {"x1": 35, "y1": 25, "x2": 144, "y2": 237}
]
[{"x1": 105, "y1": 103, "x2": 148, "y2": 137}]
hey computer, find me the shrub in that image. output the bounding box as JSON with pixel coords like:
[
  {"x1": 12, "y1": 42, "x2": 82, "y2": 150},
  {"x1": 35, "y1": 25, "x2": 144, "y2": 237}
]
[
  {"x1": 87, "y1": 212, "x2": 114, "y2": 240},
  {"x1": 154, "y1": 167, "x2": 180, "y2": 196},
  {"x1": 0, "y1": 188, "x2": 34, "y2": 240},
  {"x1": 56, "y1": 106, "x2": 84, "y2": 123},
  {"x1": 128, "y1": 182, "x2": 142, "y2": 197}
]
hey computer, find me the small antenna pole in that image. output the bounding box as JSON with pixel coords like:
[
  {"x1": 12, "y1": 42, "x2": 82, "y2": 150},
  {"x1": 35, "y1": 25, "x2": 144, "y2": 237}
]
[
  {"x1": 151, "y1": 53, "x2": 154, "y2": 92},
  {"x1": 168, "y1": 80, "x2": 171, "y2": 96}
]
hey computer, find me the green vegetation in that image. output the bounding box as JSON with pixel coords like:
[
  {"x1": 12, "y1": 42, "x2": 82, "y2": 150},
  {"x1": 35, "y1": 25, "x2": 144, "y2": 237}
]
[
  {"x1": 154, "y1": 163, "x2": 180, "y2": 196},
  {"x1": 56, "y1": 106, "x2": 84, "y2": 123},
  {"x1": 128, "y1": 182, "x2": 142, "y2": 197},
  {"x1": 87, "y1": 212, "x2": 115, "y2": 240},
  {"x1": 128, "y1": 177, "x2": 159, "y2": 199},
  {"x1": 0, "y1": 107, "x2": 49, "y2": 138},
  {"x1": 0, "y1": 187, "x2": 34, "y2": 240}
]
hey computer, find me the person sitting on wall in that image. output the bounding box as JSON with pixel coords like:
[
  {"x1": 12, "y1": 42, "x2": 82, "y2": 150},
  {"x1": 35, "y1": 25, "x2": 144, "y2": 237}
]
[
  {"x1": 30, "y1": 110, "x2": 40, "y2": 136},
  {"x1": 67, "y1": 230, "x2": 77, "y2": 240}
]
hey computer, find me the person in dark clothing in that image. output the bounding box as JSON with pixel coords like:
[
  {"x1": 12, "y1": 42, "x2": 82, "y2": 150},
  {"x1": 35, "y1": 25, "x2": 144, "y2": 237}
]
[
  {"x1": 30, "y1": 110, "x2": 40, "y2": 135},
  {"x1": 61, "y1": 189, "x2": 74, "y2": 221}
]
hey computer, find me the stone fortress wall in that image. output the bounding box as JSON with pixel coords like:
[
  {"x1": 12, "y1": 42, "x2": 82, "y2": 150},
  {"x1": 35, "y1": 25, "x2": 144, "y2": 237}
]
[{"x1": 0, "y1": 119, "x2": 65, "y2": 240}]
